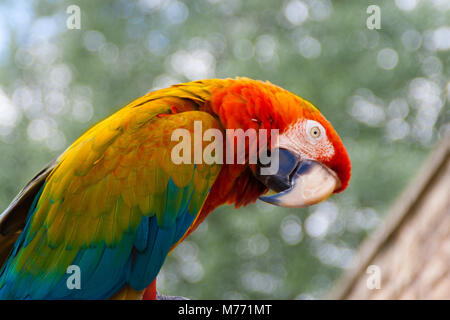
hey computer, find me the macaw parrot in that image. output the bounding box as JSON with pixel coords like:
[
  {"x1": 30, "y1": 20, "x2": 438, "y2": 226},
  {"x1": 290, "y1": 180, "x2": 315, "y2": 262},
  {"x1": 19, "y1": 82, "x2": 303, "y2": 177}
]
[{"x1": 0, "y1": 78, "x2": 350, "y2": 299}]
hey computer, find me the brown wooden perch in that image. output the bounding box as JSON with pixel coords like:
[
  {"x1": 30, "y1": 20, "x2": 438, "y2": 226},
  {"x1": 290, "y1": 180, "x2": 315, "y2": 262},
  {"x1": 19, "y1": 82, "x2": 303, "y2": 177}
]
[{"x1": 330, "y1": 134, "x2": 450, "y2": 300}]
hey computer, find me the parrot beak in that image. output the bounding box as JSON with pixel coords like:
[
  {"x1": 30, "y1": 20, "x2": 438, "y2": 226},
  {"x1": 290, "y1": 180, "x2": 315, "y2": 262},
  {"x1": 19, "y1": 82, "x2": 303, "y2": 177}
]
[{"x1": 255, "y1": 148, "x2": 341, "y2": 208}]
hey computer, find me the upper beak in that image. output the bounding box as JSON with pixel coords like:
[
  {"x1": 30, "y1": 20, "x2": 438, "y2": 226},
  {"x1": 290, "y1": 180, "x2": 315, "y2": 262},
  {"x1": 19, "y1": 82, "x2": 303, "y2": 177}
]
[{"x1": 255, "y1": 148, "x2": 341, "y2": 208}]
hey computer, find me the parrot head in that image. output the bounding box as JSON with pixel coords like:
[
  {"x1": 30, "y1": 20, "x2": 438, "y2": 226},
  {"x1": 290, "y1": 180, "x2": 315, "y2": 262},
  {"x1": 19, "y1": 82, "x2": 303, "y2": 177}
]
[
  {"x1": 207, "y1": 78, "x2": 351, "y2": 209},
  {"x1": 254, "y1": 108, "x2": 351, "y2": 208}
]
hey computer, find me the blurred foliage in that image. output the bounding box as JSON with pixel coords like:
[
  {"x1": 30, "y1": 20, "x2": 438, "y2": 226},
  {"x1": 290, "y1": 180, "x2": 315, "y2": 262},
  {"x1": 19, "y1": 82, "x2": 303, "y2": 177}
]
[{"x1": 0, "y1": 0, "x2": 448, "y2": 299}]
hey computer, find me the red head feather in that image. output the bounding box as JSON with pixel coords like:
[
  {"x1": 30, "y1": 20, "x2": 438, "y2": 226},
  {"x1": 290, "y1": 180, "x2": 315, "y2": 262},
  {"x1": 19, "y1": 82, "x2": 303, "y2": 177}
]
[{"x1": 181, "y1": 78, "x2": 351, "y2": 236}]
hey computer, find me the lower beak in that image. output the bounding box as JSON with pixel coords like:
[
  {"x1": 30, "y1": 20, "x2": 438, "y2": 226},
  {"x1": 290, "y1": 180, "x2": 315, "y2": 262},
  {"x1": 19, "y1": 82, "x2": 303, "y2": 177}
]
[{"x1": 256, "y1": 149, "x2": 341, "y2": 208}]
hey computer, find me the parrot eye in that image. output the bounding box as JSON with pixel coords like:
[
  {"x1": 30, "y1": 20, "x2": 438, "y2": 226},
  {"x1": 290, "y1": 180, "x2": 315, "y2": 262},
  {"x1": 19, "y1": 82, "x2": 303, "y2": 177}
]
[
  {"x1": 310, "y1": 126, "x2": 321, "y2": 138},
  {"x1": 305, "y1": 120, "x2": 326, "y2": 142}
]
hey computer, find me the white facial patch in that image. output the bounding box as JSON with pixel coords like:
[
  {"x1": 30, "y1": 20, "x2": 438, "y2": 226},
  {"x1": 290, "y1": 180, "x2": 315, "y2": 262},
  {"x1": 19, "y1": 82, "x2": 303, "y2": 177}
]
[{"x1": 277, "y1": 119, "x2": 335, "y2": 160}]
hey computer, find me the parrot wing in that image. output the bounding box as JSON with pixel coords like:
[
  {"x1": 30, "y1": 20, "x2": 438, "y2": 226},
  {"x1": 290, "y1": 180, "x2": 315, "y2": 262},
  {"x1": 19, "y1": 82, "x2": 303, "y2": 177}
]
[
  {"x1": 0, "y1": 98, "x2": 222, "y2": 299},
  {"x1": 0, "y1": 160, "x2": 56, "y2": 268}
]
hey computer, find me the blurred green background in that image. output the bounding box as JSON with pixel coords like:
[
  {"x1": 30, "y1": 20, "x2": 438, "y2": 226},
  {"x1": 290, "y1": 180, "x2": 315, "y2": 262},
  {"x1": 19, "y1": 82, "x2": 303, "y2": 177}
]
[{"x1": 0, "y1": 0, "x2": 448, "y2": 299}]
